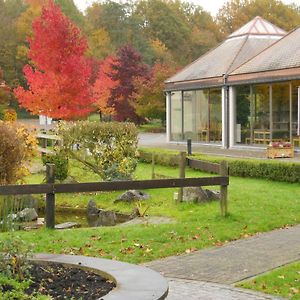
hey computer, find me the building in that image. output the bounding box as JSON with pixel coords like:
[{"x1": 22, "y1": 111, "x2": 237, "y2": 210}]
[{"x1": 165, "y1": 16, "x2": 300, "y2": 150}]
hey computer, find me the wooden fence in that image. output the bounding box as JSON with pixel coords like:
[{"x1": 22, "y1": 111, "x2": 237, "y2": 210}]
[
  {"x1": 36, "y1": 133, "x2": 61, "y2": 155},
  {"x1": 0, "y1": 162, "x2": 229, "y2": 229},
  {"x1": 151, "y1": 151, "x2": 229, "y2": 217}
]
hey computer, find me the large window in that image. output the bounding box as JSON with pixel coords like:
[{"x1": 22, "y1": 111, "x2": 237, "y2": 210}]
[
  {"x1": 272, "y1": 83, "x2": 290, "y2": 140},
  {"x1": 170, "y1": 91, "x2": 182, "y2": 141},
  {"x1": 195, "y1": 90, "x2": 209, "y2": 142},
  {"x1": 236, "y1": 86, "x2": 251, "y2": 144},
  {"x1": 209, "y1": 89, "x2": 222, "y2": 143},
  {"x1": 183, "y1": 91, "x2": 194, "y2": 140},
  {"x1": 235, "y1": 82, "x2": 299, "y2": 147},
  {"x1": 292, "y1": 81, "x2": 300, "y2": 139}
]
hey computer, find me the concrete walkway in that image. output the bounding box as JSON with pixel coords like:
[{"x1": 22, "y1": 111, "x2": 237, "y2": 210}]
[
  {"x1": 145, "y1": 224, "x2": 300, "y2": 299},
  {"x1": 139, "y1": 133, "x2": 300, "y2": 162}
]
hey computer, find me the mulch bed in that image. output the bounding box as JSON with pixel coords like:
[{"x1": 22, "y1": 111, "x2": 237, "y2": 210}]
[{"x1": 26, "y1": 262, "x2": 115, "y2": 299}]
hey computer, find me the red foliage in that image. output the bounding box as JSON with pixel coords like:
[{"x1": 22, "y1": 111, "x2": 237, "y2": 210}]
[
  {"x1": 14, "y1": 1, "x2": 95, "y2": 119},
  {"x1": 93, "y1": 55, "x2": 118, "y2": 116},
  {"x1": 108, "y1": 45, "x2": 149, "y2": 123}
]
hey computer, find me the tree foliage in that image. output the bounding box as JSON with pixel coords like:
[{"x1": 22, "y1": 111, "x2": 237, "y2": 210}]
[
  {"x1": 134, "y1": 63, "x2": 175, "y2": 122},
  {"x1": 217, "y1": 0, "x2": 300, "y2": 34},
  {"x1": 93, "y1": 55, "x2": 118, "y2": 117},
  {"x1": 108, "y1": 45, "x2": 149, "y2": 123},
  {"x1": 0, "y1": 121, "x2": 37, "y2": 184},
  {"x1": 14, "y1": 1, "x2": 95, "y2": 119}
]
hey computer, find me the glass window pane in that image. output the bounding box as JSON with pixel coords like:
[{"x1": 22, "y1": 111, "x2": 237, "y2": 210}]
[
  {"x1": 253, "y1": 85, "x2": 270, "y2": 145},
  {"x1": 170, "y1": 91, "x2": 182, "y2": 141},
  {"x1": 183, "y1": 91, "x2": 194, "y2": 140},
  {"x1": 209, "y1": 89, "x2": 222, "y2": 143},
  {"x1": 236, "y1": 86, "x2": 251, "y2": 144},
  {"x1": 272, "y1": 83, "x2": 290, "y2": 141}
]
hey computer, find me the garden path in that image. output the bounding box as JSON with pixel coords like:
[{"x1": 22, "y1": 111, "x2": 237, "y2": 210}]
[
  {"x1": 139, "y1": 133, "x2": 300, "y2": 162},
  {"x1": 145, "y1": 224, "x2": 300, "y2": 299}
]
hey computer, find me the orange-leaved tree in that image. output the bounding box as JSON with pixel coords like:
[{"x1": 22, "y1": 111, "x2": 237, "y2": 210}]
[
  {"x1": 92, "y1": 55, "x2": 118, "y2": 120},
  {"x1": 14, "y1": 0, "x2": 95, "y2": 120}
]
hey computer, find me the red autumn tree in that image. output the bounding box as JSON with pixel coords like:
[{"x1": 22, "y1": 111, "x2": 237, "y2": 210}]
[
  {"x1": 108, "y1": 45, "x2": 149, "y2": 123},
  {"x1": 14, "y1": 1, "x2": 95, "y2": 120},
  {"x1": 93, "y1": 55, "x2": 118, "y2": 119},
  {"x1": 134, "y1": 63, "x2": 175, "y2": 123}
]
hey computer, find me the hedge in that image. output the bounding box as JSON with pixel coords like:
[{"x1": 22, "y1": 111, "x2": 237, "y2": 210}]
[{"x1": 138, "y1": 148, "x2": 300, "y2": 183}]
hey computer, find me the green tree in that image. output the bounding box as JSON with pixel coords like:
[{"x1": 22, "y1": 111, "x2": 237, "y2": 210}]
[
  {"x1": 0, "y1": 0, "x2": 26, "y2": 87},
  {"x1": 134, "y1": 63, "x2": 175, "y2": 123},
  {"x1": 217, "y1": 0, "x2": 300, "y2": 35}
]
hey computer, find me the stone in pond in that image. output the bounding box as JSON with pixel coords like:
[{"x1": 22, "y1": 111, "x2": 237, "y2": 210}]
[
  {"x1": 87, "y1": 200, "x2": 100, "y2": 216},
  {"x1": 183, "y1": 187, "x2": 219, "y2": 203},
  {"x1": 55, "y1": 222, "x2": 81, "y2": 230},
  {"x1": 115, "y1": 190, "x2": 150, "y2": 203},
  {"x1": 17, "y1": 208, "x2": 38, "y2": 222}
]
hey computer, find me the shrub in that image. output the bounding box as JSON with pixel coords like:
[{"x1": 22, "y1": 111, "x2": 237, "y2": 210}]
[
  {"x1": 3, "y1": 109, "x2": 17, "y2": 122},
  {"x1": 58, "y1": 121, "x2": 138, "y2": 181},
  {"x1": 0, "y1": 235, "x2": 32, "y2": 281},
  {"x1": 0, "y1": 122, "x2": 37, "y2": 184},
  {"x1": 42, "y1": 152, "x2": 69, "y2": 181},
  {"x1": 139, "y1": 148, "x2": 300, "y2": 183}
]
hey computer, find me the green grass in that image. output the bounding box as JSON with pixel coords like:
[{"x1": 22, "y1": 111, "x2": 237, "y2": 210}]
[
  {"x1": 138, "y1": 120, "x2": 165, "y2": 133},
  {"x1": 238, "y1": 261, "x2": 300, "y2": 299},
  {"x1": 2, "y1": 158, "x2": 298, "y2": 264}
]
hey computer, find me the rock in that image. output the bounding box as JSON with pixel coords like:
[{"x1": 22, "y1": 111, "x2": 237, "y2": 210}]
[
  {"x1": 204, "y1": 189, "x2": 220, "y2": 200},
  {"x1": 17, "y1": 208, "x2": 38, "y2": 222},
  {"x1": 183, "y1": 187, "x2": 220, "y2": 203},
  {"x1": 87, "y1": 200, "x2": 100, "y2": 216},
  {"x1": 87, "y1": 200, "x2": 134, "y2": 227},
  {"x1": 55, "y1": 222, "x2": 81, "y2": 230},
  {"x1": 115, "y1": 190, "x2": 150, "y2": 203},
  {"x1": 97, "y1": 209, "x2": 117, "y2": 226},
  {"x1": 119, "y1": 216, "x2": 175, "y2": 227},
  {"x1": 183, "y1": 187, "x2": 208, "y2": 203}
]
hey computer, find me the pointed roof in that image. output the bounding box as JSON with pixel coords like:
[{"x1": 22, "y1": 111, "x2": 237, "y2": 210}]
[
  {"x1": 231, "y1": 25, "x2": 300, "y2": 76},
  {"x1": 228, "y1": 16, "x2": 286, "y2": 38},
  {"x1": 166, "y1": 17, "x2": 286, "y2": 88}
]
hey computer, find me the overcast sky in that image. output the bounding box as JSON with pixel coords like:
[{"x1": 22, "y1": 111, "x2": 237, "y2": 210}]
[{"x1": 74, "y1": 0, "x2": 299, "y2": 16}]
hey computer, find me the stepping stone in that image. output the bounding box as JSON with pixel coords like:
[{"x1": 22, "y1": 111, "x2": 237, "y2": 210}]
[{"x1": 55, "y1": 222, "x2": 81, "y2": 230}]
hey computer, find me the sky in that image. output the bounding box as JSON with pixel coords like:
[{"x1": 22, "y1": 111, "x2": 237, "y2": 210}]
[{"x1": 74, "y1": 0, "x2": 299, "y2": 16}]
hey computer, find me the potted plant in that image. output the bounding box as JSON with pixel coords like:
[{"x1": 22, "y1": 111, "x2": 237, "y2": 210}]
[{"x1": 267, "y1": 141, "x2": 294, "y2": 159}]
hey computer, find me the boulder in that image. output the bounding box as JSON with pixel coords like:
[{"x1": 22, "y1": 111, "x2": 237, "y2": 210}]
[
  {"x1": 115, "y1": 190, "x2": 150, "y2": 203},
  {"x1": 183, "y1": 187, "x2": 220, "y2": 203},
  {"x1": 17, "y1": 208, "x2": 38, "y2": 222},
  {"x1": 87, "y1": 200, "x2": 100, "y2": 216}
]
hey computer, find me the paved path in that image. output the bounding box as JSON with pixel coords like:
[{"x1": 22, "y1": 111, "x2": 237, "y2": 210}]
[
  {"x1": 145, "y1": 225, "x2": 300, "y2": 299},
  {"x1": 146, "y1": 225, "x2": 300, "y2": 284},
  {"x1": 138, "y1": 133, "x2": 300, "y2": 162},
  {"x1": 167, "y1": 278, "x2": 283, "y2": 300}
]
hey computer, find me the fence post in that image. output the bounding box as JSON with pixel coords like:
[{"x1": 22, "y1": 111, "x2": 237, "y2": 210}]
[
  {"x1": 187, "y1": 139, "x2": 192, "y2": 155},
  {"x1": 45, "y1": 164, "x2": 55, "y2": 229},
  {"x1": 220, "y1": 160, "x2": 228, "y2": 217},
  {"x1": 41, "y1": 137, "x2": 47, "y2": 156},
  {"x1": 177, "y1": 151, "x2": 186, "y2": 203},
  {"x1": 151, "y1": 153, "x2": 155, "y2": 179}
]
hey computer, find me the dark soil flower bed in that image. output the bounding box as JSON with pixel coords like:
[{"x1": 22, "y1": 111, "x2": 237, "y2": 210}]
[{"x1": 26, "y1": 262, "x2": 115, "y2": 299}]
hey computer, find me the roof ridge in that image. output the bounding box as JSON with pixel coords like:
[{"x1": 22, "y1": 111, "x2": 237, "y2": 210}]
[
  {"x1": 229, "y1": 25, "x2": 299, "y2": 75},
  {"x1": 228, "y1": 16, "x2": 286, "y2": 38},
  {"x1": 225, "y1": 34, "x2": 250, "y2": 74}
]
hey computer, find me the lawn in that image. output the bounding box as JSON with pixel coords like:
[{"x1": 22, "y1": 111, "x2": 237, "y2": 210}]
[
  {"x1": 1, "y1": 158, "x2": 299, "y2": 265},
  {"x1": 238, "y1": 261, "x2": 300, "y2": 299}
]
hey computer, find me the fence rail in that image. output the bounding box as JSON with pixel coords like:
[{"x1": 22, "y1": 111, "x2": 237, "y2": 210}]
[{"x1": 0, "y1": 177, "x2": 228, "y2": 196}]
